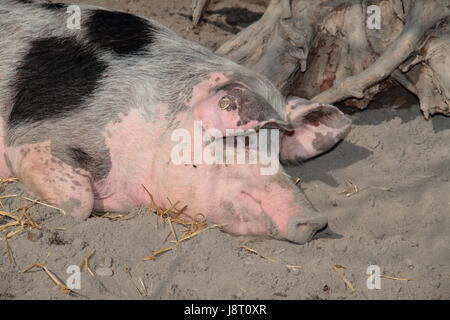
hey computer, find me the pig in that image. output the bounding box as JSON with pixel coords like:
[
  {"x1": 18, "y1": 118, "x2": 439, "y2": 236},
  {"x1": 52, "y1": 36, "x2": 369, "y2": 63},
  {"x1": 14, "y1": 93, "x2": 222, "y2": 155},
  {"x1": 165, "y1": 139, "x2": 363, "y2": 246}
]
[{"x1": 0, "y1": 0, "x2": 351, "y2": 244}]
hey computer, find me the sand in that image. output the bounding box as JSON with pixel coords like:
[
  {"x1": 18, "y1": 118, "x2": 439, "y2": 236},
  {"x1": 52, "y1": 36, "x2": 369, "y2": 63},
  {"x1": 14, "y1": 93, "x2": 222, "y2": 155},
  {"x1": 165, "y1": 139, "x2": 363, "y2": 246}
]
[{"x1": 0, "y1": 0, "x2": 449, "y2": 299}]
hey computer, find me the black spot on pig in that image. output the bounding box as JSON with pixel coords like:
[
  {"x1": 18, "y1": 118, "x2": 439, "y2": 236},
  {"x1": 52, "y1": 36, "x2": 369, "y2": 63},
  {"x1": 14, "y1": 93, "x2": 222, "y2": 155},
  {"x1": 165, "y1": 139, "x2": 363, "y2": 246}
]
[
  {"x1": 301, "y1": 105, "x2": 349, "y2": 129},
  {"x1": 20, "y1": 147, "x2": 30, "y2": 157},
  {"x1": 217, "y1": 82, "x2": 283, "y2": 127},
  {"x1": 16, "y1": 0, "x2": 66, "y2": 10},
  {"x1": 4, "y1": 155, "x2": 12, "y2": 172},
  {"x1": 302, "y1": 107, "x2": 336, "y2": 127},
  {"x1": 9, "y1": 36, "x2": 107, "y2": 127},
  {"x1": 66, "y1": 146, "x2": 111, "y2": 180},
  {"x1": 61, "y1": 198, "x2": 82, "y2": 214},
  {"x1": 41, "y1": 3, "x2": 67, "y2": 10},
  {"x1": 50, "y1": 157, "x2": 63, "y2": 166},
  {"x1": 69, "y1": 147, "x2": 93, "y2": 167},
  {"x1": 64, "y1": 173, "x2": 75, "y2": 179},
  {"x1": 72, "y1": 180, "x2": 82, "y2": 186},
  {"x1": 221, "y1": 200, "x2": 237, "y2": 220},
  {"x1": 312, "y1": 132, "x2": 336, "y2": 152},
  {"x1": 87, "y1": 10, "x2": 157, "y2": 55},
  {"x1": 67, "y1": 147, "x2": 97, "y2": 175}
]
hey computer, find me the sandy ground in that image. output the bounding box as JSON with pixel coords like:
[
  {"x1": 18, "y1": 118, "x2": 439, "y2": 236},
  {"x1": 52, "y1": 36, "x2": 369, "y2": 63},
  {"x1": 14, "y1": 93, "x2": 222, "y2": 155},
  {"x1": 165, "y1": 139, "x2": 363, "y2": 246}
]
[{"x1": 1, "y1": 0, "x2": 449, "y2": 300}]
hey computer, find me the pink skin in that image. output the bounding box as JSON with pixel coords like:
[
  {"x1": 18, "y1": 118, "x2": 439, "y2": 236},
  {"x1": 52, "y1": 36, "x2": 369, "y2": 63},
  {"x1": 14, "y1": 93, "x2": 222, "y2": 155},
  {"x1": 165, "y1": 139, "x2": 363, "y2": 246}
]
[
  {"x1": 280, "y1": 97, "x2": 352, "y2": 161},
  {"x1": 187, "y1": 72, "x2": 231, "y2": 107},
  {"x1": 4, "y1": 141, "x2": 94, "y2": 218},
  {"x1": 93, "y1": 107, "x2": 164, "y2": 212},
  {"x1": 193, "y1": 89, "x2": 260, "y2": 134},
  {"x1": 190, "y1": 72, "x2": 292, "y2": 135},
  {"x1": 0, "y1": 73, "x2": 340, "y2": 244}
]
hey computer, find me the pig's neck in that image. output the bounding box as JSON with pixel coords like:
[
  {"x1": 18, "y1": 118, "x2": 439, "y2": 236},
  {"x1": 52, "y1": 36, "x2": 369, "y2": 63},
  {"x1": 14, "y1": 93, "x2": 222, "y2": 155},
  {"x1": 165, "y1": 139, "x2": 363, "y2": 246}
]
[
  {"x1": 92, "y1": 107, "x2": 177, "y2": 212},
  {"x1": 94, "y1": 109, "x2": 212, "y2": 213},
  {"x1": 145, "y1": 111, "x2": 206, "y2": 210}
]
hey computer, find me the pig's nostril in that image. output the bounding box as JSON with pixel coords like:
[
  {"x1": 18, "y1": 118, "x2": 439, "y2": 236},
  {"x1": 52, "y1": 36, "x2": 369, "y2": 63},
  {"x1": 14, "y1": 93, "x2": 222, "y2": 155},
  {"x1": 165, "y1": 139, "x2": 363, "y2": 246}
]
[
  {"x1": 296, "y1": 222, "x2": 308, "y2": 228},
  {"x1": 286, "y1": 214, "x2": 328, "y2": 244}
]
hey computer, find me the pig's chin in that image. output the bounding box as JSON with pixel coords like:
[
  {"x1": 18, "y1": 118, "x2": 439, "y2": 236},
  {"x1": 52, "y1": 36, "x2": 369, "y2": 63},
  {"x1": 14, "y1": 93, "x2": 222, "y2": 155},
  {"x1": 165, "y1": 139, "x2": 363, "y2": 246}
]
[
  {"x1": 216, "y1": 192, "x2": 281, "y2": 240},
  {"x1": 218, "y1": 212, "x2": 287, "y2": 243}
]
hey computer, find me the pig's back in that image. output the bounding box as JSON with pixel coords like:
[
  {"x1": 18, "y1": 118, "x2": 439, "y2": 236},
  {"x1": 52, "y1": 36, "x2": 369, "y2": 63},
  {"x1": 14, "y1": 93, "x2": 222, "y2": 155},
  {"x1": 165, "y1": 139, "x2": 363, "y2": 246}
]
[{"x1": 0, "y1": 0, "x2": 178, "y2": 122}]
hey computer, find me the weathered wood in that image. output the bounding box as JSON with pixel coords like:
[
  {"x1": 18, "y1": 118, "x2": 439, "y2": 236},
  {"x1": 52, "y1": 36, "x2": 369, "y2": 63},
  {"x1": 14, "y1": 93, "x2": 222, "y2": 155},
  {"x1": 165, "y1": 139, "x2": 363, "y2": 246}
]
[{"x1": 192, "y1": 0, "x2": 450, "y2": 118}]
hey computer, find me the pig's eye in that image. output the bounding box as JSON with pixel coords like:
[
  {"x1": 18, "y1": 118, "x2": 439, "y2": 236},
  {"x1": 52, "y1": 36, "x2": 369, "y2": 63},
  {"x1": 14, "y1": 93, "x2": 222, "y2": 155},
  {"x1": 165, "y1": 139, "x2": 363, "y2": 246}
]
[
  {"x1": 218, "y1": 95, "x2": 236, "y2": 111},
  {"x1": 219, "y1": 96, "x2": 232, "y2": 110}
]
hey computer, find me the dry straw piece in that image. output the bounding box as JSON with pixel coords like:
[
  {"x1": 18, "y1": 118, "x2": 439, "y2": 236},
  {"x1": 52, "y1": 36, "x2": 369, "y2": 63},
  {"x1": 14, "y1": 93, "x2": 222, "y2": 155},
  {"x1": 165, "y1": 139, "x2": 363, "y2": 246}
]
[
  {"x1": 20, "y1": 196, "x2": 67, "y2": 215},
  {"x1": 94, "y1": 212, "x2": 137, "y2": 221},
  {"x1": 240, "y1": 245, "x2": 278, "y2": 263},
  {"x1": 20, "y1": 263, "x2": 73, "y2": 295},
  {"x1": 172, "y1": 223, "x2": 228, "y2": 244},
  {"x1": 0, "y1": 178, "x2": 19, "y2": 184},
  {"x1": 0, "y1": 177, "x2": 68, "y2": 241},
  {"x1": 0, "y1": 207, "x2": 42, "y2": 240},
  {"x1": 124, "y1": 268, "x2": 149, "y2": 296},
  {"x1": 143, "y1": 247, "x2": 173, "y2": 261},
  {"x1": 240, "y1": 246, "x2": 301, "y2": 270},
  {"x1": 380, "y1": 274, "x2": 411, "y2": 281},
  {"x1": 332, "y1": 265, "x2": 355, "y2": 291},
  {"x1": 141, "y1": 184, "x2": 228, "y2": 261},
  {"x1": 79, "y1": 249, "x2": 96, "y2": 276}
]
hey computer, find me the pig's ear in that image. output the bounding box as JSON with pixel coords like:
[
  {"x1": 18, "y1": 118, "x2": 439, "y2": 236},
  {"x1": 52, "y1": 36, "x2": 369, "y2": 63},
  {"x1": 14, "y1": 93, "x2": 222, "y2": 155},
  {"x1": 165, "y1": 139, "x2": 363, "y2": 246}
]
[
  {"x1": 192, "y1": 86, "x2": 293, "y2": 136},
  {"x1": 280, "y1": 97, "x2": 351, "y2": 161}
]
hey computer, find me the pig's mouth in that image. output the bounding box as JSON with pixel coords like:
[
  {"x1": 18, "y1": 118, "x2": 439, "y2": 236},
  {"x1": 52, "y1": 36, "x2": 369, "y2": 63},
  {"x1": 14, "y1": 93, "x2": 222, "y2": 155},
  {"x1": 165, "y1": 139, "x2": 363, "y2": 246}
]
[
  {"x1": 207, "y1": 120, "x2": 293, "y2": 148},
  {"x1": 259, "y1": 120, "x2": 294, "y2": 132},
  {"x1": 311, "y1": 224, "x2": 343, "y2": 240}
]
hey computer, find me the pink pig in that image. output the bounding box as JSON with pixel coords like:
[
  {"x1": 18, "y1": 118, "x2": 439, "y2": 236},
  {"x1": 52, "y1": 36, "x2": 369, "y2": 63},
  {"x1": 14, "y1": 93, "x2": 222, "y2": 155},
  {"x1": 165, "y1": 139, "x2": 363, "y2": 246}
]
[{"x1": 0, "y1": 1, "x2": 351, "y2": 244}]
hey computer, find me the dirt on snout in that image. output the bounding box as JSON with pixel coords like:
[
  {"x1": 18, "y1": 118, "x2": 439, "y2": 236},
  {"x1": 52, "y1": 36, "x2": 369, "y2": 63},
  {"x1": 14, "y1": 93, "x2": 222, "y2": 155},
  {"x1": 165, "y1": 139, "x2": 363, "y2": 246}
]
[{"x1": 0, "y1": 0, "x2": 449, "y2": 300}]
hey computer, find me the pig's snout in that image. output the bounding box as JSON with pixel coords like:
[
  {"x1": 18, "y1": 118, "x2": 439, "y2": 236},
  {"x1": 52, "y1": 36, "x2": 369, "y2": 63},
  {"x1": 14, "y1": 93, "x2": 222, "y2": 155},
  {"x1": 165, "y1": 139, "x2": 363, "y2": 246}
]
[{"x1": 285, "y1": 211, "x2": 328, "y2": 244}]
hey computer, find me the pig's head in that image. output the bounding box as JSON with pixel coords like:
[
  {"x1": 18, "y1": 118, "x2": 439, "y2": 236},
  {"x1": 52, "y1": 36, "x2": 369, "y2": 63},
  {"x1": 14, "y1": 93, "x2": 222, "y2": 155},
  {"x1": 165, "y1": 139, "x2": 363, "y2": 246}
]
[
  {"x1": 164, "y1": 73, "x2": 351, "y2": 244},
  {"x1": 188, "y1": 73, "x2": 293, "y2": 135},
  {"x1": 187, "y1": 73, "x2": 351, "y2": 161},
  {"x1": 164, "y1": 132, "x2": 328, "y2": 244}
]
